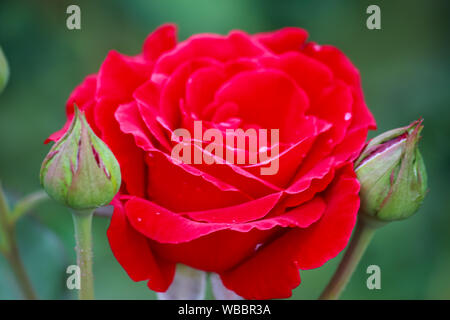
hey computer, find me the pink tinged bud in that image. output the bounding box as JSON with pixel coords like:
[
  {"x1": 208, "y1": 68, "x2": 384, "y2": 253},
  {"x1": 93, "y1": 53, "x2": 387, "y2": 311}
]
[
  {"x1": 355, "y1": 119, "x2": 428, "y2": 221},
  {"x1": 40, "y1": 106, "x2": 121, "y2": 210},
  {"x1": 0, "y1": 46, "x2": 9, "y2": 94}
]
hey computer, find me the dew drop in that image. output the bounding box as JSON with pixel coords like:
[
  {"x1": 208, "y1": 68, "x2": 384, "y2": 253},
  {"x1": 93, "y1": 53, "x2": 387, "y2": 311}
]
[
  {"x1": 344, "y1": 112, "x2": 352, "y2": 121},
  {"x1": 312, "y1": 44, "x2": 321, "y2": 51}
]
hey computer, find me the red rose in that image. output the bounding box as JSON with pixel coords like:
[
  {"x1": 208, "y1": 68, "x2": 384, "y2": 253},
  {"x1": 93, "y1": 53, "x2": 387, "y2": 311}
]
[{"x1": 47, "y1": 24, "x2": 376, "y2": 299}]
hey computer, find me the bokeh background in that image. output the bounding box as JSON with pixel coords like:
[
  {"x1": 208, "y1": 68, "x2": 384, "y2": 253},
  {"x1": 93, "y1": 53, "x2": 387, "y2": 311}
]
[{"x1": 0, "y1": 0, "x2": 449, "y2": 299}]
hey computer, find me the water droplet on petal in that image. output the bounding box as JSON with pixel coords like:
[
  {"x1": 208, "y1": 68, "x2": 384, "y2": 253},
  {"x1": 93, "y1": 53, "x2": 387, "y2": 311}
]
[
  {"x1": 312, "y1": 44, "x2": 321, "y2": 51},
  {"x1": 344, "y1": 112, "x2": 352, "y2": 121}
]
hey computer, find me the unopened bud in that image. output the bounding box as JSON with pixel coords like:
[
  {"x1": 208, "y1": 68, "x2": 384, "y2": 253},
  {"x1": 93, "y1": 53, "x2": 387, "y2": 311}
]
[
  {"x1": 40, "y1": 106, "x2": 121, "y2": 211},
  {"x1": 355, "y1": 119, "x2": 428, "y2": 221}
]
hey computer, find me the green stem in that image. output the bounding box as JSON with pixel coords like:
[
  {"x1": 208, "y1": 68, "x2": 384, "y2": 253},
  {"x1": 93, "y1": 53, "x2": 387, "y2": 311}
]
[
  {"x1": 0, "y1": 183, "x2": 37, "y2": 300},
  {"x1": 5, "y1": 227, "x2": 38, "y2": 300},
  {"x1": 319, "y1": 216, "x2": 383, "y2": 300},
  {"x1": 0, "y1": 184, "x2": 10, "y2": 251},
  {"x1": 9, "y1": 191, "x2": 49, "y2": 224},
  {"x1": 72, "y1": 211, "x2": 94, "y2": 300}
]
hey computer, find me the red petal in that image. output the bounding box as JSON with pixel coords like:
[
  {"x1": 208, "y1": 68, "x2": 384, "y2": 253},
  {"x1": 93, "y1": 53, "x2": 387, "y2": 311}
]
[
  {"x1": 66, "y1": 74, "x2": 97, "y2": 111},
  {"x1": 44, "y1": 120, "x2": 72, "y2": 144},
  {"x1": 220, "y1": 230, "x2": 303, "y2": 299},
  {"x1": 159, "y1": 58, "x2": 220, "y2": 129},
  {"x1": 107, "y1": 198, "x2": 175, "y2": 291},
  {"x1": 184, "y1": 192, "x2": 282, "y2": 223},
  {"x1": 154, "y1": 31, "x2": 265, "y2": 75},
  {"x1": 332, "y1": 126, "x2": 370, "y2": 163},
  {"x1": 220, "y1": 164, "x2": 359, "y2": 299},
  {"x1": 133, "y1": 80, "x2": 172, "y2": 150},
  {"x1": 349, "y1": 88, "x2": 377, "y2": 131},
  {"x1": 114, "y1": 102, "x2": 250, "y2": 209},
  {"x1": 287, "y1": 157, "x2": 335, "y2": 194},
  {"x1": 185, "y1": 66, "x2": 226, "y2": 117},
  {"x1": 95, "y1": 99, "x2": 147, "y2": 197},
  {"x1": 151, "y1": 228, "x2": 278, "y2": 272},
  {"x1": 284, "y1": 168, "x2": 335, "y2": 208},
  {"x1": 143, "y1": 23, "x2": 177, "y2": 62},
  {"x1": 303, "y1": 43, "x2": 376, "y2": 130},
  {"x1": 213, "y1": 69, "x2": 309, "y2": 142},
  {"x1": 294, "y1": 164, "x2": 360, "y2": 269},
  {"x1": 191, "y1": 157, "x2": 282, "y2": 199},
  {"x1": 114, "y1": 102, "x2": 257, "y2": 210},
  {"x1": 301, "y1": 80, "x2": 354, "y2": 161},
  {"x1": 243, "y1": 116, "x2": 330, "y2": 188},
  {"x1": 145, "y1": 152, "x2": 252, "y2": 212},
  {"x1": 96, "y1": 50, "x2": 152, "y2": 102},
  {"x1": 261, "y1": 52, "x2": 333, "y2": 103},
  {"x1": 254, "y1": 27, "x2": 308, "y2": 54},
  {"x1": 115, "y1": 101, "x2": 162, "y2": 152},
  {"x1": 303, "y1": 43, "x2": 360, "y2": 88},
  {"x1": 125, "y1": 196, "x2": 325, "y2": 243}
]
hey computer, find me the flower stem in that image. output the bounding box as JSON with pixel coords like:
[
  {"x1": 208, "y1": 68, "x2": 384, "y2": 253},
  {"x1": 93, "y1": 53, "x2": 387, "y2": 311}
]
[
  {"x1": 5, "y1": 227, "x2": 38, "y2": 300},
  {"x1": 72, "y1": 210, "x2": 94, "y2": 300},
  {"x1": 319, "y1": 216, "x2": 384, "y2": 300},
  {"x1": 0, "y1": 183, "x2": 37, "y2": 300}
]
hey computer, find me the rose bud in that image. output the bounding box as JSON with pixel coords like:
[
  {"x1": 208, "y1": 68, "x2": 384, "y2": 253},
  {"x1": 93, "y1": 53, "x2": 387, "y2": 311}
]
[
  {"x1": 355, "y1": 119, "x2": 428, "y2": 221},
  {"x1": 40, "y1": 106, "x2": 121, "y2": 210},
  {"x1": 0, "y1": 46, "x2": 9, "y2": 94}
]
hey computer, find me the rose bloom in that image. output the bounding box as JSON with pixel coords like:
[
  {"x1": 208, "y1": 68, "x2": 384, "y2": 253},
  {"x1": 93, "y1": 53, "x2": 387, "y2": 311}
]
[{"x1": 47, "y1": 24, "x2": 376, "y2": 299}]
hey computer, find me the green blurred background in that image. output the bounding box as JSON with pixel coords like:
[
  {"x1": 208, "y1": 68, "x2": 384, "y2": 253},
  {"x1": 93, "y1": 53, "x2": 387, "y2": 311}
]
[{"x1": 0, "y1": 0, "x2": 449, "y2": 299}]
